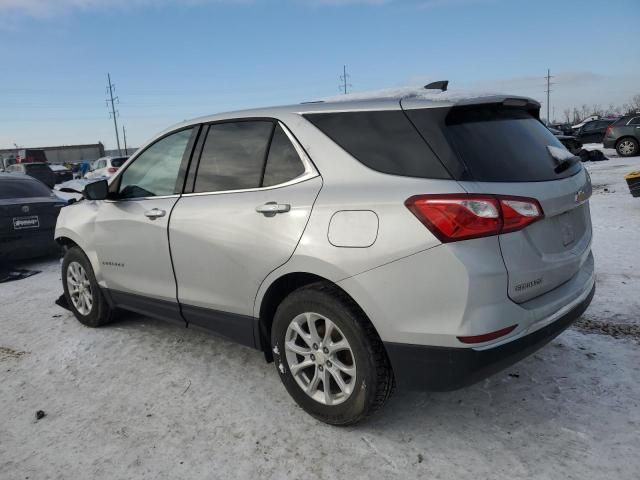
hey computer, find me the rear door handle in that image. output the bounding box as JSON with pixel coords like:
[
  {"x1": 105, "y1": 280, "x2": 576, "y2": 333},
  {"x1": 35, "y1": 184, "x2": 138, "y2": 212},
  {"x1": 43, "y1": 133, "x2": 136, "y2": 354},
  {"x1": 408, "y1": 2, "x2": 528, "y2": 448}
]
[
  {"x1": 256, "y1": 202, "x2": 290, "y2": 216},
  {"x1": 144, "y1": 208, "x2": 166, "y2": 220}
]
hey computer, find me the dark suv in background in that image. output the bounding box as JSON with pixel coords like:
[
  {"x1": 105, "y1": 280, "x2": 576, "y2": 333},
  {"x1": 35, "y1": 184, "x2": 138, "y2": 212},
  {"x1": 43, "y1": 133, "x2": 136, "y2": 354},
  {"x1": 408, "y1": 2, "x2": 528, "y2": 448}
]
[
  {"x1": 6, "y1": 163, "x2": 56, "y2": 188},
  {"x1": 574, "y1": 118, "x2": 619, "y2": 144},
  {"x1": 603, "y1": 114, "x2": 640, "y2": 157}
]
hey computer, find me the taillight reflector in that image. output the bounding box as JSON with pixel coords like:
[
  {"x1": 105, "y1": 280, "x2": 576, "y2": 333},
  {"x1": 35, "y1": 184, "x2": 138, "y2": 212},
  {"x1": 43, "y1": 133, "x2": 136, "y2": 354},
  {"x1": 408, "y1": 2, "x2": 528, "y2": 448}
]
[
  {"x1": 108, "y1": 167, "x2": 118, "y2": 173},
  {"x1": 457, "y1": 325, "x2": 517, "y2": 344},
  {"x1": 405, "y1": 194, "x2": 543, "y2": 243}
]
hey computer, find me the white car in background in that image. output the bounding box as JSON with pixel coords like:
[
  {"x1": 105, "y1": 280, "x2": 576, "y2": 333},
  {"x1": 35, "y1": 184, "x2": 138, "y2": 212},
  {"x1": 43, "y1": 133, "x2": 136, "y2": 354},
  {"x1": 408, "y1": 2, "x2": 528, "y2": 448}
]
[{"x1": 86, "y1": 156, "x2": 128, "y2": 179}]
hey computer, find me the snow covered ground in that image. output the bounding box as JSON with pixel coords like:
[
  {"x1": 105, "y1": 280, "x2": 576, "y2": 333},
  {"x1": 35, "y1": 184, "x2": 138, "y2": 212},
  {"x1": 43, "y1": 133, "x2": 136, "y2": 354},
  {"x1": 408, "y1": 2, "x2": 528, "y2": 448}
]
[{"x1": 1, "y1": 146, "x2": 639, "y2": 479}]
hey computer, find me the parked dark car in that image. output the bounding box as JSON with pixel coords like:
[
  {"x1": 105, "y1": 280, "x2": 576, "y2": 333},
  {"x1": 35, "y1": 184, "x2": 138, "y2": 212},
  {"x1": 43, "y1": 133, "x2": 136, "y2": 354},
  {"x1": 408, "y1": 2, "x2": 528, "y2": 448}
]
[
  {"x1": 0, "y1": 174, "x2": 66, "y2": 261},
  {"x1": 574, "y1": 118, "x2": 619, "y2": 144},
  {"x1": 49, "y1": 164, "x2": 74, "y2": 184},
  {"x1": 6, "y1": 162, "x2": 56, "y2": 188},
  {"x1": 549, "y1": 123, "x2": 573, "y2": 136},
  {"x1": 603, "y1": 114, "x2": 640, "y2": 157},
  {"x1": 548, "y1": 127, "x2": 582, "y2": 154}
]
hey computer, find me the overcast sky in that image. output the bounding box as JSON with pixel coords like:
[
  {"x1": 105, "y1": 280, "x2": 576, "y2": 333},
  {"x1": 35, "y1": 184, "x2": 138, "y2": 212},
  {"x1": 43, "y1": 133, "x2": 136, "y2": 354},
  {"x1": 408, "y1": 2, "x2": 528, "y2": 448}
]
[{"x1": 1, "y1": 0, "x2": 639, "y2": 150}]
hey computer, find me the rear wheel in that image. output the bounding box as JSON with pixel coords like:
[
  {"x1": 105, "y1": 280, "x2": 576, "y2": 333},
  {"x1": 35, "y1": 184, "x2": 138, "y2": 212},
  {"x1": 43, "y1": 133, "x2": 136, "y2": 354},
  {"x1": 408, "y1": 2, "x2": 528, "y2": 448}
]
[
  {"x1": 62, "y1": 247, "x2": 116, "y2": 327},
  {"x1": 271, "y1": 283, "x2": 394, "y2": 425},
  {"x1": 616, "y1": 137, "x2": 639, "y2": 157}
]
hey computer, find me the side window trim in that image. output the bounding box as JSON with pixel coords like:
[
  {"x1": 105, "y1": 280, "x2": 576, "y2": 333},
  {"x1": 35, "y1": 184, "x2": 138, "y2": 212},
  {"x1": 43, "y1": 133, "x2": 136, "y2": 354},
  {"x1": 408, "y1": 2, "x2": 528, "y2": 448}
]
[
  {"x1": 107, "y1": 126, "x2": 200, "y2": 201},
  {"x1": 259, "y1": 122, "x2": 278, "y2": 187},
  {"x1": 182, "y1": 118, "x2": 318, "y2": 197}
]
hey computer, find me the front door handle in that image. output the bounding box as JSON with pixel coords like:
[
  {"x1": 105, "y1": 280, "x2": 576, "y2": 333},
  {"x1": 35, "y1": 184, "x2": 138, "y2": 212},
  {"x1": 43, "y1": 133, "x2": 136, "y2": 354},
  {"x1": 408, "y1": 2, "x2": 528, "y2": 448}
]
[
  {"x1": 144, "y1": 208, "x2": 166, "y2": 220},
  {"x1": 256, "y1": 202, "x2": 290, "y2": 217}
]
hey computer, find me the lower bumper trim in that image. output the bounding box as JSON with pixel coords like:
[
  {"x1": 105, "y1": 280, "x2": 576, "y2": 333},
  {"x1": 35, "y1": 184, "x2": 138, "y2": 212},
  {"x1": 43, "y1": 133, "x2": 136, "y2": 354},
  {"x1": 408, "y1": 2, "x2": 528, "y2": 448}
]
[{"x1": 384, "y1": 284, "x2": 595, "y2": 392}]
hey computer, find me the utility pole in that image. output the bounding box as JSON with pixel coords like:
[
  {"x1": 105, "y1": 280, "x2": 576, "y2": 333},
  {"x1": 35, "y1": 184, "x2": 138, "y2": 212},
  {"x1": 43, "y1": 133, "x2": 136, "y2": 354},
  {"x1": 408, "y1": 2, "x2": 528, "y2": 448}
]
[
  {"x1": 544, "y1": 69, "x2": 553, "y2": 124},
  {"x1": 106, "y1": 73, "x2": 122, "y2": 156},
  {"x1": 122, "y1": 125, "x2": 128, "y2": 154},
  {"x1": 339, "y1": 65, "x2": 352, "y2": 95}
]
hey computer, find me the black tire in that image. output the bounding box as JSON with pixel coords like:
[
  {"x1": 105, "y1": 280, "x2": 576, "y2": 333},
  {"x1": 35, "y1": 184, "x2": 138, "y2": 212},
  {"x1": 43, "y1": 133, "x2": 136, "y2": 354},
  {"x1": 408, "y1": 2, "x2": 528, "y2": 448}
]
[
  {"x1": 616, "y1": 137, "x2": 639, "y2": 157},
  {"x1": 271, "y1": 282, "x2": 394, "y2": 425},
  {"x1": 62, "y1": 246, "x2": 116, "y2": 327}
]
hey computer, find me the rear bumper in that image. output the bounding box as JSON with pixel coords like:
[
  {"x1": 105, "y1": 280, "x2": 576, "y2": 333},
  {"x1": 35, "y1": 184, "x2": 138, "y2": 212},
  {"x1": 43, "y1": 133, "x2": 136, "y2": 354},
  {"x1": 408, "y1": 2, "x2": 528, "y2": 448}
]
[
  {"x1": 384, "y1": 283, "x2": 595, "y2": 391},
  {"x1": 0, "y1": 231, "x2": 60, "y2": 261}
]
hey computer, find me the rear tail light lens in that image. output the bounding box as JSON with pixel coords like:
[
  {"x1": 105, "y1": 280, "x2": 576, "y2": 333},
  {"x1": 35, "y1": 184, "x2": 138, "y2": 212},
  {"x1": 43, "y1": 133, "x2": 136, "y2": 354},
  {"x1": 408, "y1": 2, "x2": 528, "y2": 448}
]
[
  {"x1": 107, "y1": 167, "x2": 118, "y2": 173},
  {"x1": 405, "y1": 194, "x2": 543, "y2": 243},
  {"x1": 605, "y1": 125, "x2": 613, "y2": 137}
]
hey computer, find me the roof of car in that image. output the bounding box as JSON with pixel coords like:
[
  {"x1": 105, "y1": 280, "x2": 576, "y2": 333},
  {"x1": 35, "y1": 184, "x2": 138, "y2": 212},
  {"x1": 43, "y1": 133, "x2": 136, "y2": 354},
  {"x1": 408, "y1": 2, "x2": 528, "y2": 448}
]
[
  {"x1": 0, "y1": 172, "x2": 36, "y2": 180},
  {"x1": 169, "y1": 89, "x2": 538, "y2": 132}
]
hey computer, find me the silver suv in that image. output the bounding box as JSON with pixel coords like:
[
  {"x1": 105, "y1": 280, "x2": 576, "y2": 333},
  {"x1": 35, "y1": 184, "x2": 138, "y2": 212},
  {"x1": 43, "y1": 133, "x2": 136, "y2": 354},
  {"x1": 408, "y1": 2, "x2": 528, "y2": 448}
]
[{"x1": 55, "y1": 91, "x2": 595, "y2": 425}]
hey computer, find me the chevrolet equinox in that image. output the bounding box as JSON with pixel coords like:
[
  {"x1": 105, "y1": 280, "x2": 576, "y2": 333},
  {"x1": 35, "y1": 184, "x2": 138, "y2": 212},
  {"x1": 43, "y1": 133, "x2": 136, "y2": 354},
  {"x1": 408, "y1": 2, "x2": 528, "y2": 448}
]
[{"x1": 55, "y1": 89, "x2": 595, "y2": 425}]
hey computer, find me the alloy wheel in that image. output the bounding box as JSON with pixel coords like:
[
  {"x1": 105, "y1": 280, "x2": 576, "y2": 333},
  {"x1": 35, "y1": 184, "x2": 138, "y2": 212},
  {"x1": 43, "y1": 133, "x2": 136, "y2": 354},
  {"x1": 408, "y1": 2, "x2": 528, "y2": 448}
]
[
  {"x1": 284, "y1": 312, "x2": 357, "y2": 406},
  {"x1": 619, "y1": 140, "x2": 636, "y2": 156},
  {"x1": 66, "y1": 261, "x2": 93, "y2": 315}
]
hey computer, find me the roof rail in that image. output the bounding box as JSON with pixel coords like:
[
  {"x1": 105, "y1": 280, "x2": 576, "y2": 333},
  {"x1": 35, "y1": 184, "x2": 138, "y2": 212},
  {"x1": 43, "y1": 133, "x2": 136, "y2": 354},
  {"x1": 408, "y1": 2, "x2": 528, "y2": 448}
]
[{"x1": 424, "y1": 80, "x2": 448, "y2": 92}]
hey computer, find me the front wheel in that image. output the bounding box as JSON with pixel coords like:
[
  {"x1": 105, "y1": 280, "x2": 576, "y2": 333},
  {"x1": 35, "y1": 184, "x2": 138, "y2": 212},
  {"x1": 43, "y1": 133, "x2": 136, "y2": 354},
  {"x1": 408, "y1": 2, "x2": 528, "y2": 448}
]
[
  {"x1": 271, "y1": 283, "x2": 394, "y2": 425},
  {"x1": 62, "y1": 246, "x2": 116, "y2": 327},
  {"x1": 616, "y1": 137, "x2": 639, "y2": 157}
]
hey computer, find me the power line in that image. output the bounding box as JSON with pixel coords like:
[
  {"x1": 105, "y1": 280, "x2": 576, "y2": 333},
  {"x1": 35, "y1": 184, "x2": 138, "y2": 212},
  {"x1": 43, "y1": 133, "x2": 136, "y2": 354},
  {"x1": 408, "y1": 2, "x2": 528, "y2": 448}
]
[
  {"x1": 339, "y1": 65, "x2": 352, "y2": 95},
  {"x1": 122, "y1": 125, "x2": 128, "y2": 154},
  {"x1": 544, "y1": 69, "x2": 554, "y2": 123},
  {"x1": 106, "y1": 73, "x2": 122, "y2": 156}
]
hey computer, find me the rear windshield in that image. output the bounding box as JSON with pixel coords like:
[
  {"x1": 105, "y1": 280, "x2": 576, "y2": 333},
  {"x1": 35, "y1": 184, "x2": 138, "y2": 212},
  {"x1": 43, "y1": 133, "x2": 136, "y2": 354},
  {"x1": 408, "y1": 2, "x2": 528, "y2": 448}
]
[
  {"x1": 0, "y1": 177, "x2": 52, "y2": 199},
  {"x1": 303, "y1": 110, "x2": 451, "y2": 179},
  {"x1": 111, "y1": 157, "x2": 127, "y2": 167},
  {"x1": 408, "y1": 106, "x2": 581, "y2": 182}
]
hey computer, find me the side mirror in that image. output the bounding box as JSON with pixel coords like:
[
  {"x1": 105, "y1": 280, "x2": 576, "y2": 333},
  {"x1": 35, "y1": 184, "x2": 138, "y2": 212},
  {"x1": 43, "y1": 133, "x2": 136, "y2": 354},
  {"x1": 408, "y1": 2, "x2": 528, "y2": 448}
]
[{"x1": 84, "y1": 179, "x2": 109, "y2": 200}]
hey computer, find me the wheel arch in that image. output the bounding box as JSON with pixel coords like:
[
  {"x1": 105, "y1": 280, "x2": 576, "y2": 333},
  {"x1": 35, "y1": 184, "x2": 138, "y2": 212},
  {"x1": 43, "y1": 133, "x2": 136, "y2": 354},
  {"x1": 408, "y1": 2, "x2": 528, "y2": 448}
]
[
  {"x1": 56, "y1": 235, "x2": 80, "y2": 250},
  {"x1": 257, "y1": 272, "x2": 381, "y2": 362}
]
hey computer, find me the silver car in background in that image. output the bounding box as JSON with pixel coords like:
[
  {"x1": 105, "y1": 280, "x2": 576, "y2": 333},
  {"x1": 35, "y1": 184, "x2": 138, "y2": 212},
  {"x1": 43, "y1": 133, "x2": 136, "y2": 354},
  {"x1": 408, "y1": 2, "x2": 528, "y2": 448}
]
[{"x1": 55, "y1": 89, "x2": 594, "y2": 425}]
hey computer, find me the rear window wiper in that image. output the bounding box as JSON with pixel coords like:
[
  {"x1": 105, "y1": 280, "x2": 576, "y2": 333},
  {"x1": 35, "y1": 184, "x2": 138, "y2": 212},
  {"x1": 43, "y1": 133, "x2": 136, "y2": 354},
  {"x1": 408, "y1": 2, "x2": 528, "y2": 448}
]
[{"x1": 547, "y1": 145, "x2": 580, "y2": 174}]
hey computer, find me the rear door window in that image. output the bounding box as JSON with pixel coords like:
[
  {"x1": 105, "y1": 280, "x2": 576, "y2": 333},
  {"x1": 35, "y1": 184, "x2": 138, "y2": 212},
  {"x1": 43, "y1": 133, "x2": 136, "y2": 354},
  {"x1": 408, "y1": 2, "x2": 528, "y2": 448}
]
[
  {"x1": 194, "y1": 121, "x2": 274, "y2": 193},
  {"x1": 304, "y1": 110, "x2": 450, "y2": 179},
  {"x1": 628, "y1": 117, "x2": 640, "y2": 125},
  {"x1": 407, "y1": 106, "x2": 581, "y2": 182},
  {"x1": 262, "y1": 125, "x2": 306, "y2": 187}
]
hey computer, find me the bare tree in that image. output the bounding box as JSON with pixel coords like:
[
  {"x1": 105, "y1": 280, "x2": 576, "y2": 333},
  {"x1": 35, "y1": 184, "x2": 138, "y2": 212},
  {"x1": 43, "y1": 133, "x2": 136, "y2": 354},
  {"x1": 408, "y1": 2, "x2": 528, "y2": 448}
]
[
  {"x1": 572, "y1": 107, "x2": 581, "y2": 124},
  {"x1": 581, "y1": 104, "x2": 590, "y2": 119},
  {"x1": 563, "y1": 108, "x2": 571, "y2": 123}
]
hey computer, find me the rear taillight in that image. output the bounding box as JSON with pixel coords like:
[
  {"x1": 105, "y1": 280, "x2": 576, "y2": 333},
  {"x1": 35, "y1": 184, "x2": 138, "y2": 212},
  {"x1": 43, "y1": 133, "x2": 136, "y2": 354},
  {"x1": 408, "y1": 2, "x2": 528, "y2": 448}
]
[
  {"x1": 108, "y1": 167, "x2": 118, "y2": 173},
  {"x1": 405, "y1": 194, "x2": 543, "y2": 243},
  {"x1": 604, "y1": 125, "x2": 613, "y2": 137}
]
